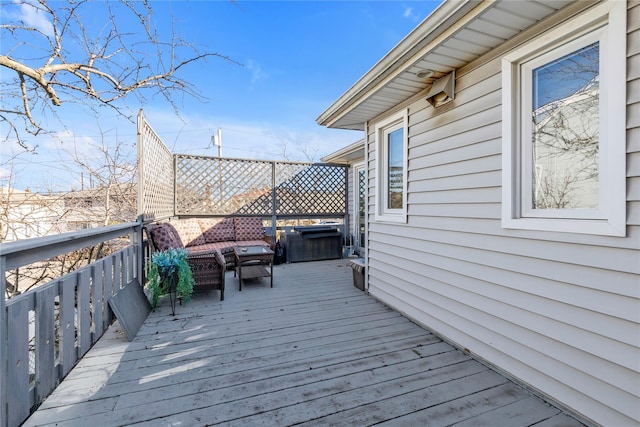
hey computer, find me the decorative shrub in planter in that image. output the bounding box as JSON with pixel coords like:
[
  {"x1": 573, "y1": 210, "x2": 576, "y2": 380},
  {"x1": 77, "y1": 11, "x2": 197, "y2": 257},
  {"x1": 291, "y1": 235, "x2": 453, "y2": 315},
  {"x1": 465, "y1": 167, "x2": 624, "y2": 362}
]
[{"x1": 147, "y1": 248, "x2": 194, "y2": 314}]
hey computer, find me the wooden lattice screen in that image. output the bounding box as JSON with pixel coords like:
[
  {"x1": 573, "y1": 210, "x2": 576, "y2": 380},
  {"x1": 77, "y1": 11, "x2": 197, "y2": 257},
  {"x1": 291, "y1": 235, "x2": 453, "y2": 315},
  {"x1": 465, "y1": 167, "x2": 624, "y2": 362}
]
[
  {"x1": 137, "y1": 110, "x2": 174, "y2": 219},
  {"x1": 138, "y1": 111, "x2": 348, "y2": 221},
  {"x1": 175, "y1": 155, "x2": 348, "y2": 218},
  {"x1": 273, "y1": 162, "x2": 346, "y2": 216}
]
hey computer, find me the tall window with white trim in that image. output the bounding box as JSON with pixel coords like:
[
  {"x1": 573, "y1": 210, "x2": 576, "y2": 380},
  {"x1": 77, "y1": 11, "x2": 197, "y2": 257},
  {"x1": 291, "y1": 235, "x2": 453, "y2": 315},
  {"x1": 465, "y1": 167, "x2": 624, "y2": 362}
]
[
  {"x1": 527, "y1": 40, "x2": 599, "y2": 213},
  {"x1": 502, "y1": 1, "x2": 626, "y2": 236}
]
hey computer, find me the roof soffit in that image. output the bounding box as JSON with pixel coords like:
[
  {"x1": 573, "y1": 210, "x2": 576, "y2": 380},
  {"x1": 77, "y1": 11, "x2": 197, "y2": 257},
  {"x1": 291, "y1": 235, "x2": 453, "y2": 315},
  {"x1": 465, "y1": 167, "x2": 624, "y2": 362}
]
[
  {"x1": 318, "y1": 0, "x2": 574, "y2": 130},
  {"x1": 316, "y1": 0, "x2": 483, "y2": 130}
]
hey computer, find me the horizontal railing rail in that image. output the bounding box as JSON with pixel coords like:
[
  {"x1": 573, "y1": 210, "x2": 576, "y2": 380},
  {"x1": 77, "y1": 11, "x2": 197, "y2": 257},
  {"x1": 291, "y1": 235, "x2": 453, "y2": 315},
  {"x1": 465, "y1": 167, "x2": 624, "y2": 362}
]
[{"x1": 0, "y1": 220, "x2": 144, "y2": 427}]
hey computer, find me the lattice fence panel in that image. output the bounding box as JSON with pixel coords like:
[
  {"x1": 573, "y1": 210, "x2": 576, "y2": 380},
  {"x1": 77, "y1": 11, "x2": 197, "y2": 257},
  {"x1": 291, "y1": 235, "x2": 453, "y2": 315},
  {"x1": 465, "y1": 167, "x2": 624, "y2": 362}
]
[
  {"x1": 274, "y1": 163, "x2": 347, "y2": 215},
  {"x1": 175, "y1": 157, "x2": 347, "y2": 217},
  {"x1": 137, "y1": 111, "x2": 174, "y2": 219},
  {"x1": 176, "y1": 156, "x2": 273, "y2": 216}
]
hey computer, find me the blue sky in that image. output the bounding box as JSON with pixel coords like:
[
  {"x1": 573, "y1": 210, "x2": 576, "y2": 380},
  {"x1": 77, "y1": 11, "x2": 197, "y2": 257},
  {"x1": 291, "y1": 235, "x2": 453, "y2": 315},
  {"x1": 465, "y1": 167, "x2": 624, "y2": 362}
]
[{"x1": 1, "y1": 1, "x2": 441, "y2": 191}]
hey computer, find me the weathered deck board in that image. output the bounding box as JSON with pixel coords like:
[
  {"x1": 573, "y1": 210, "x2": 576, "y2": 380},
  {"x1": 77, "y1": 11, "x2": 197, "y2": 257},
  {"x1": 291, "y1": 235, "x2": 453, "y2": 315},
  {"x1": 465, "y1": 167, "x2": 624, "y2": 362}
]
[{"x1": 24, "y1": 259, "x2": 586, "y2": 427}]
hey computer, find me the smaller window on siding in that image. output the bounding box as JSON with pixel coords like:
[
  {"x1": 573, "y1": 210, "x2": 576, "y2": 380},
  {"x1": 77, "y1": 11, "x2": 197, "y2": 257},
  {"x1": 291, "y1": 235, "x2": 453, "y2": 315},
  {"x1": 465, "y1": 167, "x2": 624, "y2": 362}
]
[{"x1": 375, "y1": 110, "x2": 408, "y2": 223}]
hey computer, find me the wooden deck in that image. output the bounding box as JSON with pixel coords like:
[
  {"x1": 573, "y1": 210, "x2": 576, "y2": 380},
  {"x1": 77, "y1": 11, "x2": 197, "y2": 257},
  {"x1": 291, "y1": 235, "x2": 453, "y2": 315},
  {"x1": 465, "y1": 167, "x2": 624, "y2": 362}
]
[{"x1": 24, "y1": 259, "x2": 586, "y2": 426}]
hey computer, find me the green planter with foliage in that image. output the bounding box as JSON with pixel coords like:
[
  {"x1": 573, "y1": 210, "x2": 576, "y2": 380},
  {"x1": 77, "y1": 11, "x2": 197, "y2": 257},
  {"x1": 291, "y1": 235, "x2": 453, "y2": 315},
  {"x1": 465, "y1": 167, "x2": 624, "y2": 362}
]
[{"x1": 147, "y1": 248, "x2": 194, "y2": 313}]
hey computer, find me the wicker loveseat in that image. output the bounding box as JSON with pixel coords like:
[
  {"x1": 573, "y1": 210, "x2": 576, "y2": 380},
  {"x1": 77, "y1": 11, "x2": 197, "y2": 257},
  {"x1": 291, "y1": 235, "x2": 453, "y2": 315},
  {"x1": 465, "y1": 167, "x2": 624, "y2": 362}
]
[{"x1": 145, "y1": 217, "x2": 271, "y2": 301}]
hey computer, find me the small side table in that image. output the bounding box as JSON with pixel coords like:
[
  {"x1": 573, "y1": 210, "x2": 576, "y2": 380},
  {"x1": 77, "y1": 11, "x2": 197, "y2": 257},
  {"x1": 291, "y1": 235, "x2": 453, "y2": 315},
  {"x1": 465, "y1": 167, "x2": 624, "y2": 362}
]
[{"x1": 233, "y1": 245, "x2": 274, "y2": 291}]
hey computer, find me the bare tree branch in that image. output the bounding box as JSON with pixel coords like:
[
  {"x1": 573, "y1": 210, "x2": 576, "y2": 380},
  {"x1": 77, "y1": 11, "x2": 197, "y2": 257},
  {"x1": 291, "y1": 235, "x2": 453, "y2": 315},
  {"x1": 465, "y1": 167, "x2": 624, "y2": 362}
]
[{"x1": 1, "y1": 0, "x2": 241, "y2": 148}]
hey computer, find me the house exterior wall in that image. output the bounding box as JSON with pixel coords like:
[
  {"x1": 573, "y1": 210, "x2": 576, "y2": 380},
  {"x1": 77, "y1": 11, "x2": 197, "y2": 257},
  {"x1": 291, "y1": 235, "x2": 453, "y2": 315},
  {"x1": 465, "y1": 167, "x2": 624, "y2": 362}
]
[
  {"x1": 363, "y1": 2, "x2": 639, "y2": 426},
  {"x1": 1, "y1": 188, "x2": 67, "y2": 241}
]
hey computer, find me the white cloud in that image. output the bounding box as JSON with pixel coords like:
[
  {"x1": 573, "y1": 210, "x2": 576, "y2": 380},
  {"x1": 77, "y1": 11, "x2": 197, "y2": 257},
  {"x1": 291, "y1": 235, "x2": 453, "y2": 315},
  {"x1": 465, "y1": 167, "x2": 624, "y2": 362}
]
[
  {"x1": 246, "y1": 60, "x2": 268, "y2": 84},
  {"x1": 16, "y1": 0, "x2": 54, "y2": 37},
  {"x1": 403, "y1": 6, "x2": 421, "y2": 22}
]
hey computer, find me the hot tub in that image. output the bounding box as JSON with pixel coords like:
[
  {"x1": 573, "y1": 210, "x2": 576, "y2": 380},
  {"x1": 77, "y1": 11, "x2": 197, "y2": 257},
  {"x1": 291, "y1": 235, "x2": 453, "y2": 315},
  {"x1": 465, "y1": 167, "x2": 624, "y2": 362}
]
[{"x1": 281, "y1": 226, "x2": 343, "y2": 263}]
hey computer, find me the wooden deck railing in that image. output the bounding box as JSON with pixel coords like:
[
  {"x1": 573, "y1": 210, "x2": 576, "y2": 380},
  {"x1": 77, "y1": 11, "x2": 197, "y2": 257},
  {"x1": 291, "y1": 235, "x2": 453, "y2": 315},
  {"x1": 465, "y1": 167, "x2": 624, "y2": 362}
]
[{"x1": 0, "y1": 220, "x2": 145, "y2": 427}]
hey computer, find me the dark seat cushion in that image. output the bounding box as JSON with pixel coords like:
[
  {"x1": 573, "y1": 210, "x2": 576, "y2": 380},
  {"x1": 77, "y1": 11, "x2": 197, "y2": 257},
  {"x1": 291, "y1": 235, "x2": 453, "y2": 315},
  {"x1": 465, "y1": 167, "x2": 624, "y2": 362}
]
[{"x1": 148, "y1": 223, "x2": 184, "y2": 251}]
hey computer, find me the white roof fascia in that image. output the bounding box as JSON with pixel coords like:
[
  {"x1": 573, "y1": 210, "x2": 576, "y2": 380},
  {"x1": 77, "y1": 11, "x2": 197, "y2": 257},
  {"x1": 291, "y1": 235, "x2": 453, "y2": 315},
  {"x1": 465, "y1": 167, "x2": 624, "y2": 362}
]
[{"x1": 321, "y1": 139, "x2": 366, "y2": 164}]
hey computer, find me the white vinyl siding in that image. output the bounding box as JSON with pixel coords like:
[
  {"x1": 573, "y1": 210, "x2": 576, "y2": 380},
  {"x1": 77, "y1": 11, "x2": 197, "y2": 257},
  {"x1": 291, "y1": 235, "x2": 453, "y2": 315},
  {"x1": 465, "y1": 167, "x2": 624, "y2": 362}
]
[{"x1": 364, "y1": 2, "x2": 639, "y2": 425}]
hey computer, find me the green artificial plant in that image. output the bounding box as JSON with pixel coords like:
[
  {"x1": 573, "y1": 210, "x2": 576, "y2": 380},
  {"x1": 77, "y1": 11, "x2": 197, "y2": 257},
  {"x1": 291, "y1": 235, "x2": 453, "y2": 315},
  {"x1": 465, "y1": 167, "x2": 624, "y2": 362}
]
[{"x1": 147, "y1": 248, "x2": 194, "y2": 310}]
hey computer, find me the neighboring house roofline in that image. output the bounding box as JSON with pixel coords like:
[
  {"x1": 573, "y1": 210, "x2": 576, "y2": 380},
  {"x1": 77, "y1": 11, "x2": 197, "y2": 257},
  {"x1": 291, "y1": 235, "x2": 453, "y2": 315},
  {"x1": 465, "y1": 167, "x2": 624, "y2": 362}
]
[{"x1": 321, "y1": 139, "x2": 365, "y2": 164}]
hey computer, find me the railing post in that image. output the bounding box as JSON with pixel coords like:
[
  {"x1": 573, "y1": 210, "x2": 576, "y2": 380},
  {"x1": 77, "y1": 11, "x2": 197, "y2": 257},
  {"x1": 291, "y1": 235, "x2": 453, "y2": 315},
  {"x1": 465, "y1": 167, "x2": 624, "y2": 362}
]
[
  {"x1": 134, "y1": 216, "x2": 144, "y2": 286},
  {"x1": 173, "y1": 155, "x2": 178, "y2": 218},
  {"x1": 0, "y1": 256, "x2": 7, "y2": 427},
  {"x1": 137, "y1": 109, "x2": 145, "y2": 219},
  {"x1": 271, "y1": 161, "x2": 277, "y2": 238}
]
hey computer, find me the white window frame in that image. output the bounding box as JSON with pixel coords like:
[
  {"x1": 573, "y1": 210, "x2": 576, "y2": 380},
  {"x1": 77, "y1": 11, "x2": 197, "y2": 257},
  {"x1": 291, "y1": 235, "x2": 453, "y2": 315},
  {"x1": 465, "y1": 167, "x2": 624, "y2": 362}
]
[
  {"x1": 501, "y1": 0, "x2": 626, "y2": 237},
  {"x1": 375, "y1": 109, "x2": 408, "y2": 223}
]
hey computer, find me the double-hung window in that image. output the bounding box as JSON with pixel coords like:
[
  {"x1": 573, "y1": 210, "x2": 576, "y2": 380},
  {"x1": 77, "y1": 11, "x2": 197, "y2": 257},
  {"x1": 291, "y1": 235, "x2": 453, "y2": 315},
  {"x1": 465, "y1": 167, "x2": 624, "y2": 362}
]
[
  {"x1": 375, "y1": 110, "x2": 408, "y2": 223},
  {"x1": 502, "y1": 1, "x2": 626, "y2": 236}
]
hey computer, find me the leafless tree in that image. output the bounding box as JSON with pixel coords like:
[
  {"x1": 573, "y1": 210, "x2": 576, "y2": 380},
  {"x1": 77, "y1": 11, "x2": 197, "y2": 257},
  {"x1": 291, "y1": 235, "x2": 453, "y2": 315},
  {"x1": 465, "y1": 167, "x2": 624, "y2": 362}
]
[
  {"x1": 0, "y1": 164, "x2": 69, "y2": 242},
  {"x1": 1, "y1": 0, "x2": 237, "y2": 149},
  {"x1": 1, "y1": 181, "x2": 70, "y2": 297},
  {"x1": 62, "y1": 128, "x2": 138, "y2": 226},
  {"x1": 2, "y1": 135, "x2": 138, "y2": 298},
  {"x1": 1, "y1": 0, "x2": 240, "y2": 297},
  {"x1": 279, "y1": 141, "x2": 319, "y2": 163}
]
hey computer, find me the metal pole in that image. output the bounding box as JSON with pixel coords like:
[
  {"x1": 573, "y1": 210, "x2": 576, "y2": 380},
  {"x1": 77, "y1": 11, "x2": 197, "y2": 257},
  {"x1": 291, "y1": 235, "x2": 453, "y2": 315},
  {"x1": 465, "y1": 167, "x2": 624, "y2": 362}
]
[
  {"x1": 212, "y1": 128, "x2": 222, "y2": 157},
  {"x1": 213, "y1": 129, "x2": 223, "y2": 212},
  {"x1": 217, "y1": 128, "x2": 222, "y2": 158}
]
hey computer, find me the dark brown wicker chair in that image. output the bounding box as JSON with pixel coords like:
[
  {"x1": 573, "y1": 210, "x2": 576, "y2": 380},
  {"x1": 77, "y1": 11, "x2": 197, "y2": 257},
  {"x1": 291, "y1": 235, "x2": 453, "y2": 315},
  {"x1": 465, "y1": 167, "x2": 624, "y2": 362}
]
[{"x1": 145, "y1": 223, "x2": 226, "y2": 300}]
